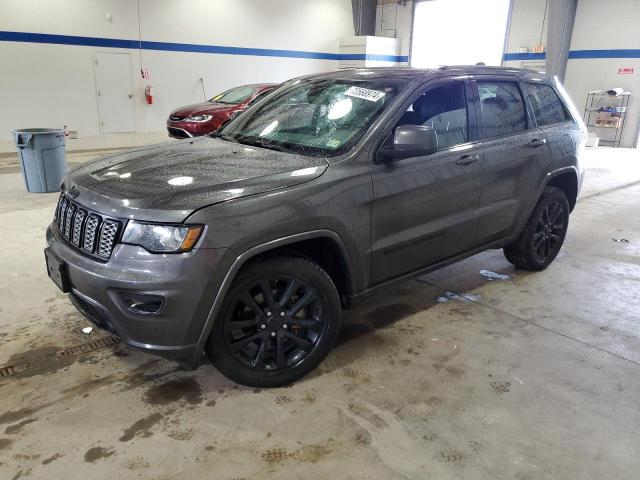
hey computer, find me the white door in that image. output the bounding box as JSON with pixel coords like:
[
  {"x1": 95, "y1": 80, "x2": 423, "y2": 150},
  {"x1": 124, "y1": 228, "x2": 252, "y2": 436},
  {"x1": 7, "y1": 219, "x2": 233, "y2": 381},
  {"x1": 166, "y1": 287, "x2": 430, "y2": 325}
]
[{"x1": 94, "y1": 52, "x2": 136, "y2": 133}]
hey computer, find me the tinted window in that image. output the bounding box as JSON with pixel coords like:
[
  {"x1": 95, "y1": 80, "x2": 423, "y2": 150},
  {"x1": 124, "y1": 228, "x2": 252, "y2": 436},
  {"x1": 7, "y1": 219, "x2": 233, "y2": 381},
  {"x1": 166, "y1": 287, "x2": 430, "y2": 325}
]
[
  {"x1": 477, "y1": 81, "x2": 527, "y2": 139},
  {"x1": 398, "y1": 82, "x2": 468, "y2": 150},
  {"x1": 525, "y1": 82, "x2": 568, "y2": 126}
]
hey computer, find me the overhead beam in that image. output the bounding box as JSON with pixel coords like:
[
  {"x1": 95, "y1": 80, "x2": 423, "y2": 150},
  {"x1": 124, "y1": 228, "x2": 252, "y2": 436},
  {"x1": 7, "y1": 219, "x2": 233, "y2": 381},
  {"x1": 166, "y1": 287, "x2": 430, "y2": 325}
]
[{"x1": 352, "y1": 0, "x2": 377, "y2": 36}]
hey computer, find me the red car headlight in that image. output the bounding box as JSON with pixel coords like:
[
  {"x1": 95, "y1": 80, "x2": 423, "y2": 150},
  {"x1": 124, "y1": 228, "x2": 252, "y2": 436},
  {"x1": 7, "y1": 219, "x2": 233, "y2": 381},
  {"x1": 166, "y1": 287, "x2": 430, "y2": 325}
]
[{"x1": 184, "y1": 114, "x2": 213, "y2": 122}]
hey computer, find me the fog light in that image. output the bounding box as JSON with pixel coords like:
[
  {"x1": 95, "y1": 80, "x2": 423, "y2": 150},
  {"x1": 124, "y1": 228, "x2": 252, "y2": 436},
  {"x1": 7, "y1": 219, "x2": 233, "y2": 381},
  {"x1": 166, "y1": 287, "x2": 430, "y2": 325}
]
[{"x1": 118, "y1": 292, "x2": 164, "y2": 314}]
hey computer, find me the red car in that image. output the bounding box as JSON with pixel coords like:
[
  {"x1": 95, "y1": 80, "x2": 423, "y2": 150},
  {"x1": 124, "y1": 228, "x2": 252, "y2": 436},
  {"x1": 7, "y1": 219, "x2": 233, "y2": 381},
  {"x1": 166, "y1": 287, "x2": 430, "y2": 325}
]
[{"x1": 167, "y1": 83, "x2": 277, "y2": 138}]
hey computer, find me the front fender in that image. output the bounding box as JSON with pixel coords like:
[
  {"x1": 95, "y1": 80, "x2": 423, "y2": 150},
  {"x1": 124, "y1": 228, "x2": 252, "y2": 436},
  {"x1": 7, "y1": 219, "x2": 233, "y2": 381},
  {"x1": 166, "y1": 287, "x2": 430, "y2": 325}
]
[{"x1": 187, "y1": 229, "x2": 355, "y2": 366}]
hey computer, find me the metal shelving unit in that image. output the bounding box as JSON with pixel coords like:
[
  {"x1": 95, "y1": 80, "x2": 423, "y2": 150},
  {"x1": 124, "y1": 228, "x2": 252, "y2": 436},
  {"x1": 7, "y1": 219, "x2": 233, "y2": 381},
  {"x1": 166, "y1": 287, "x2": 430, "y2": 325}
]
[{"x1": 583, "y1": 90, "x2": 632, "y2": 148}]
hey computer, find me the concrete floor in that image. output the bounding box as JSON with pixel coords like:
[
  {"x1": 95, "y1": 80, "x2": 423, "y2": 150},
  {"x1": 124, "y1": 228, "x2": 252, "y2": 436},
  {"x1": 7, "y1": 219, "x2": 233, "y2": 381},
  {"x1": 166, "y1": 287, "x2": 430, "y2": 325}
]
[{"x1": 0, "y1": 146, "x2": 639, "y2": 479}]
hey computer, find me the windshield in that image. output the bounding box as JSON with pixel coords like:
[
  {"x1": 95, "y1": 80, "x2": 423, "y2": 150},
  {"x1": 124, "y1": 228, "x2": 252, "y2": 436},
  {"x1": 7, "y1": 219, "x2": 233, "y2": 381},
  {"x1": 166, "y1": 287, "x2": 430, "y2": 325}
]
[
  {"x1": 219, "y1": 78, "x2": 407, "y2": 157},
  {"x1": 211, "y1": 85, "x2": 259, "y2": 104}
]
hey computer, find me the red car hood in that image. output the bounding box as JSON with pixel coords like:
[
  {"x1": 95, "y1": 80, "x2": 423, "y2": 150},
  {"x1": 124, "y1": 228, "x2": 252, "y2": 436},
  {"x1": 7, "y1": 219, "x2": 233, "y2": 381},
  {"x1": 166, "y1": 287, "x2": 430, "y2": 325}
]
[{"x1": 170, "y1": 102, "x2": 240, "y2": 117}]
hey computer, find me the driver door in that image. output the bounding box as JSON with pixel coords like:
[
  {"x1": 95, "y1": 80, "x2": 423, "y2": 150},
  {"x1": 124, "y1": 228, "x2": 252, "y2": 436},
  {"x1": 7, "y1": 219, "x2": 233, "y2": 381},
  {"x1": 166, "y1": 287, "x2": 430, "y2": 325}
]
[{"x1": 370, "y1": 79, "x2": 484, "y2": 284}]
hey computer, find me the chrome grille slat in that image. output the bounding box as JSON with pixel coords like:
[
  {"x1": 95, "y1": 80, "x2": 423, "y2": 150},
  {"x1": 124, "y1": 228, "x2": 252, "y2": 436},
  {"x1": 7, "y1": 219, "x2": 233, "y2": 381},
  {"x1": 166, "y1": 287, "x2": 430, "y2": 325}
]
[
  {"x1": 53, "y1": 196, "x2": 121, "y2": 260},
  {"x1": 64, "y1": 204, "x2": 76, "y2": 240},
  {"x1": 98, "y1": 219, "x2": 120, "y2": 258},
  {"x1": 59, "y1": 197, "x2": 68, "y2": 231},
  {"x1": 71, "y1": 209, "x2": 87, "y2": 246},
  {"x1": 83, "y1": 214, "x2": 100, "y2": 253}
]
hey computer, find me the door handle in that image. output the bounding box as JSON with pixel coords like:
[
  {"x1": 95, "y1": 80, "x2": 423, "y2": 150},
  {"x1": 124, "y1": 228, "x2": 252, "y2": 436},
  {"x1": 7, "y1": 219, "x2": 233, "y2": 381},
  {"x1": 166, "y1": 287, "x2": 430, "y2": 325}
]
[
  {"x1": 528, "y1": 138, "x2": 547, "y2": 148},
  {"x1": 455, "y1": 154, "x2": 480, "y2": 166}
]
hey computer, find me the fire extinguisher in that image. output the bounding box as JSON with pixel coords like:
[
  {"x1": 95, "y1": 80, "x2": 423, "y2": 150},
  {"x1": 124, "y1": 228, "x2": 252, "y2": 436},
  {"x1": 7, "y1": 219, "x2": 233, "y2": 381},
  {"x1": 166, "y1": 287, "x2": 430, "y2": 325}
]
[{"x1": 145, "y1": 85, "x2": 154, "y2": 105}]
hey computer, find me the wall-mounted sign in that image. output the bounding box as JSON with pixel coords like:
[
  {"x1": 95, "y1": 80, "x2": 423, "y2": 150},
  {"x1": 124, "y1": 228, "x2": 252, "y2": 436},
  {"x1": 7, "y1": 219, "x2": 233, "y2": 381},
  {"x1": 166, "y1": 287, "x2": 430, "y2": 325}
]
[{"x1": 618, "y1": 67, "x2": 634, "y2": 75}]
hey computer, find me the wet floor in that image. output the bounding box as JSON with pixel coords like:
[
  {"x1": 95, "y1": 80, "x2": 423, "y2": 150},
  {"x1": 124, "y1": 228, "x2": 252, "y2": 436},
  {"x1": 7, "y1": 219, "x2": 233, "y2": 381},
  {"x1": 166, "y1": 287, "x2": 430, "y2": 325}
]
[{"x1": 0, "y1": 148, "x2": 639, "y2": 479}]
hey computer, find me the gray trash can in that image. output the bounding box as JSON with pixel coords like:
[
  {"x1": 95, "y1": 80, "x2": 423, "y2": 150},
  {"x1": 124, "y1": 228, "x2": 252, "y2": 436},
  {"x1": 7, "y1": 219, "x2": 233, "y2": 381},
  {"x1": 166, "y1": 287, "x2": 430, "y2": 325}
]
[{"x1": 13, "y1": 128, "x2": 67, "y2": 193}]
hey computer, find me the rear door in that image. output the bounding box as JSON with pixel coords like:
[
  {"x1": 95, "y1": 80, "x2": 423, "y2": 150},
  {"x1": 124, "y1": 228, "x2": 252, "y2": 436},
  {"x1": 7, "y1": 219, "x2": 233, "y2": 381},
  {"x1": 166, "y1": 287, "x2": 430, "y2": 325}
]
[
  {"x1": 522, "y1": 80, "x2": 577, "y2": 171},
  {"x1": 471, "y1": 76, "x2": 552, "y2": 246},
  {"x1": 370, "y1": 78, "x2": 483, "y2": 284}
]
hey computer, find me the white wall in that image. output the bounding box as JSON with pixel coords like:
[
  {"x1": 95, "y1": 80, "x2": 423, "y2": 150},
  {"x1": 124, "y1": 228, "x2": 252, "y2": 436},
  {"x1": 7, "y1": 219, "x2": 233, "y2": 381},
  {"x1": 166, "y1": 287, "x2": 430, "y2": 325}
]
[
  {"x1": 564, "y1": 0, "x2": 640, "y2": 148},
  {"x1": 503, "y1": 0, "x2": 548, "y2": 60},
  {"x1": 0, "y1": 0, "x2": 354, "y2": 141}
]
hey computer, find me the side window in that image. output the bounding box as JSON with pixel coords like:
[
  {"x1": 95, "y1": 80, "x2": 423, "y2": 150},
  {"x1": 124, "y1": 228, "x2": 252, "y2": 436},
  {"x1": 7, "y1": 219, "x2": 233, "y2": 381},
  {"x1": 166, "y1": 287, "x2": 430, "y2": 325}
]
[
  {"x1": 397, "y1": 82, "x2": 468, "y2": 150},
  {"x1": 477, "y1": 81, "x2": 527, "y2": 139},
  {"x1": 524, "y1": 82, "x2": 568, "y2": 126}
]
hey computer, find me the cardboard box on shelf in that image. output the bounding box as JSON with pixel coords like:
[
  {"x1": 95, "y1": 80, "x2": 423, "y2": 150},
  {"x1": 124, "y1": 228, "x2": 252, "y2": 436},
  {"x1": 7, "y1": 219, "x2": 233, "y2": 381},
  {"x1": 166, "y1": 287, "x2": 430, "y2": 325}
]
[
  {"x1": 594, "y1": 111, "x2": 610, "y2": 122},
  {"x1": 595, "y1": 117, "x2": 621, "y2": 128}
]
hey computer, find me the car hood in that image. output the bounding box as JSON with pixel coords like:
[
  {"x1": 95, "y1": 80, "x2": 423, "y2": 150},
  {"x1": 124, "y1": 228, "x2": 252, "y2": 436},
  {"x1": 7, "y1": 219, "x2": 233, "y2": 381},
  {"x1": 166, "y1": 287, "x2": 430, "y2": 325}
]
[
  {"x1": 170, "y1": 102, "x2": 240, "y2": 117},
  {"x1": 66, "y1": 137, "x2": 328, "y2": 223}
]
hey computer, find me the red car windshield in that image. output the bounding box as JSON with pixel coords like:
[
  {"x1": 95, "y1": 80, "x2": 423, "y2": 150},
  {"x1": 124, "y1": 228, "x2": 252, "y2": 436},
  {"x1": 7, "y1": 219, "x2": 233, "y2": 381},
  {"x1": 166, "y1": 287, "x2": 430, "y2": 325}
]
[{"x1": 211, "y1": 86, "x2": 259, "y2": 104}]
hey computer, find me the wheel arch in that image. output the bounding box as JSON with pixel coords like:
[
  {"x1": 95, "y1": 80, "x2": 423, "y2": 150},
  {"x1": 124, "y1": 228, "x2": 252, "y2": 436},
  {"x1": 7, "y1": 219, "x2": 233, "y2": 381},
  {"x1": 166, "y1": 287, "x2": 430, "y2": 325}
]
[
  {"x1": 242, "y1": 236, "x2": 354, "y2": 308},
  {"x1": 191, "y1": 230, "x2": 355, "y2": 363},
  {"x1": 507, "y1": 166, "x2": 579, "y2": 248},
  {"x1": 545, "y1": 168, "x2": 579, "y2": 211}
]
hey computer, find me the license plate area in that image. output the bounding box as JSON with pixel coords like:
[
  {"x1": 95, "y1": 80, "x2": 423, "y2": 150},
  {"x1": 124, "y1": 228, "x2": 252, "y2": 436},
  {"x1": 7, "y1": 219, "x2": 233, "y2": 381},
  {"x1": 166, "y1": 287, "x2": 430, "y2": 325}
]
[{"x1": 45, "y1": 248, "x2": 71, "y2": 293}]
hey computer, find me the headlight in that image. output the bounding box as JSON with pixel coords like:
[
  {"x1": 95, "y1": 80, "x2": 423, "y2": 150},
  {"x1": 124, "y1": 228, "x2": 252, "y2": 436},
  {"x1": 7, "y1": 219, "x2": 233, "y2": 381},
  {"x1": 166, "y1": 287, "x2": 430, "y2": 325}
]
[
  {"x1": 122, "y1": 221, "x2": 204, "y2": 253},
  {"x1": 184, "y1": 114, "x2": 213, "y2": 122}
]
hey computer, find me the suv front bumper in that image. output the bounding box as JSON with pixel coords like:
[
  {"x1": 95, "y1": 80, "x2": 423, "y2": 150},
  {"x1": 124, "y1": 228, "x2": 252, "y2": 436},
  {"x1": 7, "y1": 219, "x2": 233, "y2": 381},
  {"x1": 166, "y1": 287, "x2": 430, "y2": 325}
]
[{"x1": 46, "y1": 224, "x2": 230, "y2": 366}]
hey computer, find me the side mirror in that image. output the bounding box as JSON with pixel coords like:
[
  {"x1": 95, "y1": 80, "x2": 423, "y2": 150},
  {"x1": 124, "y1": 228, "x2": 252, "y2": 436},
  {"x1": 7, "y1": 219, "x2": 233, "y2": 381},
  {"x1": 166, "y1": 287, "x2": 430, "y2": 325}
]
[{"x1": 379, "y1": 124, "x2": 438, "y2": 160}]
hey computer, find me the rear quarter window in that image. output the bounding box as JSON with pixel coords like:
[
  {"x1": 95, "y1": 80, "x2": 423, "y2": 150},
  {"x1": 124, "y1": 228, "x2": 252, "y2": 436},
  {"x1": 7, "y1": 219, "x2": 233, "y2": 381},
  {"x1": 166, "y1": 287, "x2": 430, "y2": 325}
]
[{"x1": 524, "y1": 82, "x2": 568, "y2": 127}]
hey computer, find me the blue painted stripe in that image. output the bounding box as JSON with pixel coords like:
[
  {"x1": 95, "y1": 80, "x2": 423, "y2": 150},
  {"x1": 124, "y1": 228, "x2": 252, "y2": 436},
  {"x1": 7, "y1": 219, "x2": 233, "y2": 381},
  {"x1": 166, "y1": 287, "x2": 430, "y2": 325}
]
[
  {"x1": 343, "y1": 53, "x2": 409, "y2": 62},
  {"x1": 568, "y1": 49, "x2": 640, "y2": 59},
  {"x1": 0, "y1": 31, "x2": 409, "y2": 63},
  {"x1": 504, "y1": 49, "x2": 640, "y2": 61},
  {"x1": 0, "y1": 31, "x2": 139, "y2": 49},
  {"x1": 503, "y1": 52, "x2": 546, "y2": 61}
]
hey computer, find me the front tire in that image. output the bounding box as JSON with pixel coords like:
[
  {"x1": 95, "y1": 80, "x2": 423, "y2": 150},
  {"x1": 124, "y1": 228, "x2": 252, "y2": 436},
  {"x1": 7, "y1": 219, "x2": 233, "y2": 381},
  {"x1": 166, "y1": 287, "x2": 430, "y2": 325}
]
[
  {"x1": 207, "y1": 256, "x2": 341, "y2": 388},
  {"x1": 504, "y1": 187, "x2": 570, "y2": 271}
]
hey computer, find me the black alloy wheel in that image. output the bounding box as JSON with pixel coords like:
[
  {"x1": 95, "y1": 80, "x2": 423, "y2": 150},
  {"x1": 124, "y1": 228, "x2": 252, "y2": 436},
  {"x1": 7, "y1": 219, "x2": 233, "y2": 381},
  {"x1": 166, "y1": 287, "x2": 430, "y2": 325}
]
[
  {"x1": 532, "y1": 200, "x2": 566, "y2": 263},
  {"x1": 224, "y1": 277, "x2": 323, "y2": 371},
  {"x1": 503, "y1": 186, "x2": 570, "y2": 271},
  {"x1": 208, "y1": 256, "x2": 341, "y2": 387}
]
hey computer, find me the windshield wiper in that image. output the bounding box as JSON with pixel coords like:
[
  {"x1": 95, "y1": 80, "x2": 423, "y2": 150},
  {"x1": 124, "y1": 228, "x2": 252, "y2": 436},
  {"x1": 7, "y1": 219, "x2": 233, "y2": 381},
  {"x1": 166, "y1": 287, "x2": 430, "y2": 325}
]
[
  {"x1": 236, "y1": 137, "x2": 296, "y2": 154},
  {"x1": 210, "y1": 131, "x2": 238, "y2": 143}
]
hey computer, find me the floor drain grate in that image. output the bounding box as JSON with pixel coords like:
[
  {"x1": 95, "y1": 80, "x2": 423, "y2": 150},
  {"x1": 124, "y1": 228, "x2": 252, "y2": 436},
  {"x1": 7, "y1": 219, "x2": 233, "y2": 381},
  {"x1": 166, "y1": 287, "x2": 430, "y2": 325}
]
[
  {"x1": 0, "y1": 335, "x2": 120, "y2": 378},
  {"x1": 0, "y1": 365, "x2": 17, "y2": 377},
  {"x1": 56, "y1": 336, "x2": 119, "y2": 359}
]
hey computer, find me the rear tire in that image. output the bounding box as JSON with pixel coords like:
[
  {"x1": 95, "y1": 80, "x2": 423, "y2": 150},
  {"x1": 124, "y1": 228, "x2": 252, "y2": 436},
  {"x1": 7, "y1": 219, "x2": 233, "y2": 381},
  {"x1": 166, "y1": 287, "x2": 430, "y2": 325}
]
[
  {"x1": 503, "y1": 187, "x2": 570, "y2": 271},
  {"x1": 207, "y1": 256, "x2": 341, "y2": 388}
]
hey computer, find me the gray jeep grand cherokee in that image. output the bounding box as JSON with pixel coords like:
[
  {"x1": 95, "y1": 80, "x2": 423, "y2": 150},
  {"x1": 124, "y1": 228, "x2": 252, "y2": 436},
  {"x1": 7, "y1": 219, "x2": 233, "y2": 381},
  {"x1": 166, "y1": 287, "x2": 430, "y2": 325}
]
[{"x1": 45, "y1": 66, "x2": 586, "y2": 387}]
